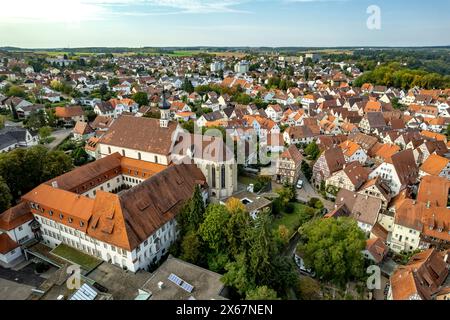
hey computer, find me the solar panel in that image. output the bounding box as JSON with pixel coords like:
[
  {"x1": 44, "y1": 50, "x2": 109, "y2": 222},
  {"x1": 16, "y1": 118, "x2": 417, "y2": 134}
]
[
  {"x1": 181, "y1": 282, "x2": 194, "y2": 293},
  {"x1": 168, "y1": 273, "x2": 195, "y2": 293},
  {"x1": 168, "y1": 273, "x2": 182, "y2": 286},
  {"x1": 69, "y1": 284, "x2": 98, "y2": 301}
]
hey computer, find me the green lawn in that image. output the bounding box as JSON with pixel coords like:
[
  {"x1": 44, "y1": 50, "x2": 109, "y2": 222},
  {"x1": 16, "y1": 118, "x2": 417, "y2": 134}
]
[
  {"x1": 51, "y1": 244, "x2": 101, "y2": 271},
  {"x1": 272, "y1": 203, "x2": 316, "y2": 237}
]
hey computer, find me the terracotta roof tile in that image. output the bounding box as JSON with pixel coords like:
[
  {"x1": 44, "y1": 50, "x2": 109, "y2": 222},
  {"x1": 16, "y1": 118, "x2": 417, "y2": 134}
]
[
  {"x1": 0, "y1": 233, "x2": 19, "y2": 254},
  {"x1": 99, "y1": 115, "x2": 178, "y2": 155},
  {"x1": 0, "y1": 202, "x2": 33, "y2": 231}
]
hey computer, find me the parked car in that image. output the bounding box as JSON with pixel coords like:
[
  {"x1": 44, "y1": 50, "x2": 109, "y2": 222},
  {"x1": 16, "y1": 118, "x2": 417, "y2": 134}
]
[
  {"x1": 296, "y1": 179, "x2": 304, "y2": 189},
  {"x1": 294, "y1": 253, "x2": 316, "y2": 277}
]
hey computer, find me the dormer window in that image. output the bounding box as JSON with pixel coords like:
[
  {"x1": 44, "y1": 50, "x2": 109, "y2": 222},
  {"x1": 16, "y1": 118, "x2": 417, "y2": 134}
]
[
  {"x1": 80, "y1": 221, "x2": 84, "y2": 227},
  {"x1": 68, "y1": 218, "x2": 73, "y2": 223},
  {"x1": 59, "y1": 213, "x2": 64, "y2": 219},
  {"x1": 49, "y1": 210, "x2": 53, "y2": 216}
]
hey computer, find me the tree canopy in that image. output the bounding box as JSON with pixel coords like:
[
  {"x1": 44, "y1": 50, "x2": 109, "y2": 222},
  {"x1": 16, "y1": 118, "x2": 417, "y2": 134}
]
[
  {"x1": 245, "y1": 286, "x2": 280, "y2": 300},
  {"x1": 132, "y1": 92, "x2": 149, "y2": 107},
  {"x1": 0, "y1": 146, "x2": 73, "y2": 201},
  {"x1": 0, "y1": 176, "x2": 12, "y2": 213},
  {"x1": 298, "y1": 217, "x2": 366, "y2": 285},
  {"x1": 6, "y1": 85, "x2": 26, "y2": 98},
  {"x1": 353, "y1": 62, "x2": 450, "y2": 90},
  {"x1": 173, "y1": 190, "x2": 298, "y2": 299},
  {"x1": 305, "y1": 141, "x2": 320, "y2": 160}
]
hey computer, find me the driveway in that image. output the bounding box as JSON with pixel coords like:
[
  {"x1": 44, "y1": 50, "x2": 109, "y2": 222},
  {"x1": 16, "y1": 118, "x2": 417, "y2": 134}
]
[
  {"x1": 296, "y1": 172, "x2": 335, "y2": 212},
  {"x1": 46, "y1": 128, "x2": 72, "y2": 150},
  {"x1": 5, "y1": 120, "x2": 23, "y2": 127}
]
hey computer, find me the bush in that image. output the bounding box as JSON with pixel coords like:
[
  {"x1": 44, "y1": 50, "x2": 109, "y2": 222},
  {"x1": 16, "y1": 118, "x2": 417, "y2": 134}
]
[
  {"x1": 272, "y1": 198, "x2": 283, "y2": 215},
  {"x1": 58, "y1": 139, "x2": 77, "y2": 151},
  {"x1": 285, "y1": 203, "x2": 295, "y2": 214},
  {"x1": 307, "y1": 198, "x2": 320, "y2": 208}
]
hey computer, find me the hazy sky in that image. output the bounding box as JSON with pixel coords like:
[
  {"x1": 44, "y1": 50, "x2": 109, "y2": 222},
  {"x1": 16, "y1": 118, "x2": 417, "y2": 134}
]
[{"x1": 1, "y1": 0, "x2": 449, "y2": 48}]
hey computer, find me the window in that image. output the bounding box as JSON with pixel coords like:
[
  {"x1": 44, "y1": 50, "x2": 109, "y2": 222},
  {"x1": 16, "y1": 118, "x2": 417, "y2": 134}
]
[
  {"x1": 221, "y1": 165, "x2": 226, "y2": 189},
  {"x1": 138, "y1": 152, "x2": 142, "y2": 160},
  {"x1": 211, "y1": 166, "x2": 216, "y2": 188},
  {"x1": 108, "y1": 147, "x2": 111, "y2": 154},
  {"x1": 122, "y1": 149, "x2": 126, "y2": 156},
  {"x1": 18, "y1": 226, "x2": 23, "y2": 231},
  {"x1": 59, "y1": 213, "x2": 64, "y2": 219},
  {"x1": 49, "y1": 210, "x2": 53, "y2": 216},
  {"x1": 154, "y1": 156, "x2": 158, "y2": 164},
  {"x1": 107, "y1": 183, "x2": 110, "y2": 188},
  {"x1": 68, "y1": 218, "x2": 73, "y2": 223}
]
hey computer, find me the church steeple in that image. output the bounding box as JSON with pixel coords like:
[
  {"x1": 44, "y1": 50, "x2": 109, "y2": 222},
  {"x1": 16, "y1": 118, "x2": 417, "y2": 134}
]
[{"x1": 159, "y1": 88, "x2": 170, "y2": 128}]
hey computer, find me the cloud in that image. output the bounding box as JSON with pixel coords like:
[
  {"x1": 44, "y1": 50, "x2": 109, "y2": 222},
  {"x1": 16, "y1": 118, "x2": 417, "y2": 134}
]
[
  {"x1": 142, "y1": 0, "x2": 245, "y2": 13},
  {"x1": 0, "y1": 0, "x2": 247, "y2": 23}
]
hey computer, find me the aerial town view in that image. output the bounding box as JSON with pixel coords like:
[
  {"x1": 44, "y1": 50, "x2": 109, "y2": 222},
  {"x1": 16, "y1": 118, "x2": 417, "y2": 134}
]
[{"x1": 0, "y1": 0, "x2": 449, "y2": 309}]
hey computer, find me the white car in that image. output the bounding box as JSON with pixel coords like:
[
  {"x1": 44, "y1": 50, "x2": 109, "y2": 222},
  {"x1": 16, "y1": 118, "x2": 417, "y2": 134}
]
[{"x1": 296, "y1": 180, "x2": 304, "y2": 189}]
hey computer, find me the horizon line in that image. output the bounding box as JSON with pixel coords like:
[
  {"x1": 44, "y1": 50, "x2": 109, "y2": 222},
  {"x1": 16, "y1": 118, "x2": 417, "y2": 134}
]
[{"x1": 2, "y1": 45, "x2": 450, "y2": 51}]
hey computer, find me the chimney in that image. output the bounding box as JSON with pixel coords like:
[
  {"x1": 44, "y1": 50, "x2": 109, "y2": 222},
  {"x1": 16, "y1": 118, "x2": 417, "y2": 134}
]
[
  {"x1": 51, "y1": 181, "x2": 58, "y2": 189},
  {"x1": 158, "y1": 281, "x2": 164, "y2": 290}
]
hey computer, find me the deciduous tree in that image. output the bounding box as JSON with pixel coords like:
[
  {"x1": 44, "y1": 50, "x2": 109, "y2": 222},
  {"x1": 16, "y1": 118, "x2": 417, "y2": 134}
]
[
  {"x1": 0, "y1": 176, "x2": 12, "y2": 213},
  {"x1": 199, "y1": 204, "x2": 230, "y2": 253},
  {"x1": 298, "y1": 217, "x2": 366, "y2": 285},
  {"x1": 132, "y1": 92, "x2": 149, "y2": 107},
  {"x1": 246, "y1": 286, "x2": 279, "y2": 300}
]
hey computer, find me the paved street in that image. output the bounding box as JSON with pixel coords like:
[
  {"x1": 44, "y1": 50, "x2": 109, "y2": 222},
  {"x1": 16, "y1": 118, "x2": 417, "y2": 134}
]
[
  {"x1": 46, "y1": 128, "x2": 72, "y2": 150},
  {"x1": 5, "y1": 120, "x2": 23, "y2": 127},
  {"x1": 0, "y1": 264, "x2": 45, "y2": 288},
  {"x1": 295, "y1": 172, "x2": 335, "y2": 212}
]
